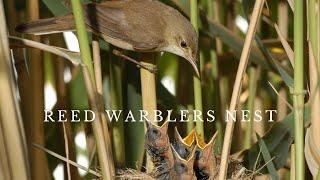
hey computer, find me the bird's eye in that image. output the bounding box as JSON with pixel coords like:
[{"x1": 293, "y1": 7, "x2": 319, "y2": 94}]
[
  {"x1": 180, "y1": 40, "x2": 187, "y2": 48},
  {"x1": 147, "y1": 128, "x2": 161, "y2": 141},
  {"x1": 175, "y1": 163, "x2": 187, "y2": 173}
]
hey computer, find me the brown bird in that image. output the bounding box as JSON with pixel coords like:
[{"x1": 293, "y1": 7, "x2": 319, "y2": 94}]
[
  {"x1": 16, "y1": 0, "x2": 199, "y2": 76},
  {"x1": 145, "y1": 119, "x2": 173, "y2": 180},
  {"x1": 171, "y1": 144, "x2": 197, "y2": 180},
  {"x1": 173, "y1": 127, "x2": 196, "y2": 159},
  {"x1": 194, "y1": 132, "x2": 218, "y2": 179}
]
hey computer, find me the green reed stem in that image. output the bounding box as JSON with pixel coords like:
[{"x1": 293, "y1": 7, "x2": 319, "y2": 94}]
[
  {"x1": 207, "y1": 0, "x2": 223, "y2": 151},
  {"x1": 190, "y1": 0, "x2": 204, "y2": 137},
  {"x1": 70, "y1": 0, "x2": 112, "y2": 179},
  {"x1": 109, "y1": 60, "x2": 126, "y2": 167},
  {"x1": 70, "y1": 0, "x2": 94, "y2": 81},
  {"x1": 293, "y1": 0, "x2": 305, "y2": 179},
  {"x1": 244, "y1": 67, "x2": 258, "y2": 149}
]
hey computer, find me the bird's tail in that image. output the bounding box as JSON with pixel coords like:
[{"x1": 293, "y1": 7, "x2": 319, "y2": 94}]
[{"x1": 15, "y1": 14, "x2": 75, "y2": 35}]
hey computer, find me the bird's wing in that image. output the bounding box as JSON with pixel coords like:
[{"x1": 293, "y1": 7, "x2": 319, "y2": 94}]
[{"x1": 84, "y1": 1, "x2": 165, "y2": 51}]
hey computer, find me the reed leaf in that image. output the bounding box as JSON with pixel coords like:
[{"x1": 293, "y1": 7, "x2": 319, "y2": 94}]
[
  {"x1": 9, "y1": 36, "x2": 81, "y2": 65},
  {"x1": 274, "y1": 23, "x2": 294, "y2": 67},
  {"x1": 257, "y1": 135, "x2": 280, "y2": 179}
]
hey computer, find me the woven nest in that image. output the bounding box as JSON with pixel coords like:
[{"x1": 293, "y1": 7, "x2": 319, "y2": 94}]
[{"x1": 116, "y1": 158, "x2": 255, "y2": 180}]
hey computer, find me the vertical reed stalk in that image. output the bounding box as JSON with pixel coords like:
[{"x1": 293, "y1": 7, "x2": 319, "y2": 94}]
[
  {"x1": 44, "y1": 48, "x2": 71, "y2": 180},
  {"x1": 207, "y1": 0, "x2": 223, "y2": 150},
  {"x1": 176, "y1": 0, "x2": 194, "y2": 135},
  {"x1": 187, "y1": 104, "x2": 195, "y2": 132},
  {"x1": 218, "y1": 0, "x2": 265, "y2": 179},
  {"x1": 278, "y1": 2, "x2": 289, "y2": 39},
  {"x1": 70, "y1": 0, "x2": 94, "y2": 80},
  {"x1": 212, "y1": 0, "x2": 223, "y2": 53},
  {"x1": 244, "y1": 67, "x2": 258, "y2": 149},
  {"x1": 125, "y1": 66, "x2": 145, "y2": 168},
  {"x1": 70, "y1": 0, "x2": 113, "y2": 178},
  {"x1": 0, "y1": 1, "x2": 29, "y2": 179},
  {"x1": 52, "y1": 34, "x2": 80, "y2": 180},
  {"x1": 0, "y1": 123, "x2": 11, "y2": 180},
  {"x1": 12, "y1": 2, "x2": 32, "y2": 168},
  {"x1": 62, "y1": 123, "x2": 71, "y2": 180},
  {"x1": 190, "y1": 0, "x2": 204, "y2": 137},
  {"x1": 82, "y1": 67, "x2": 113, "y2": 179},
  {"x1": 226, "y1": 0, "x2": 236, "y2": 33},
  {"x1": 92, "y1": 39, "x2": 115, "y2": 176},
  {"x1": 27, "y1": 0, "x2": 49, "y2": 179},
  {"x1": 140, "y1": 53, "x2": 157, "y2": 172},
  {"x1": 276, "y1": 1, "x2": 289, "y2": 121},
  {"x1": 109, "y1": 58, "x2": 125, "y2": 167},
  {"x1": 140, "y1": 54, "x2": 157, "y2": 123},
  {"x1": 293, "y1": 0, "x2": 305, "y2": 179},
  {"x1": 92, "y1": 0, "x2": 115, "y2": 167}
]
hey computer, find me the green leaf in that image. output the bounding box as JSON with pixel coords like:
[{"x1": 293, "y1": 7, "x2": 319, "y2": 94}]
[
  {"x1": 42, "y1": 0, "x2": 91, "y2": 16},
  {"x1": 42, "y1": 0, "x2": 70, "y2": 16},
  {"x1": 255, "y1": 35, "x2": 294, "y2": 89},
  {"x1": 244, "y1": 105, "x2": 310, "y2": 173},
  {"x1": 257, "y1": 135, "x2": 280, "y2": 180},
  {"x1": 244, "y1": 125, "x2": 292, "y2": 174}
]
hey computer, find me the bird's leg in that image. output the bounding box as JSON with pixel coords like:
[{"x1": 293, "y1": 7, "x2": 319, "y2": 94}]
[{"x1": 112, "y1": 49, "x2": 157, "y2": 74}]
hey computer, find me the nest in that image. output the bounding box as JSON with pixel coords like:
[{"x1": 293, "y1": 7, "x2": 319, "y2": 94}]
[
  {"x1": 116, "y1": 158, "x2": 255, "y2": 180},
  {"x1": 116, "y1": 169, "x2": 154, "y2": 180}
]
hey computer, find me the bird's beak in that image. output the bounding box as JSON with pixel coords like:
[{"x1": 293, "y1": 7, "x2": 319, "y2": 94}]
[{"x1": 187, "y1": 57, "x2": 200, "y2": 77}]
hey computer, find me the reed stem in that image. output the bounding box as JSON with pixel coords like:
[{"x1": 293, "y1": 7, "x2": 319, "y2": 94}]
[
  {"x1": 244, "y1": 67, "x2": 258, "y2": 149},
  {"x1": 70, "y1": 0, "x2": 94, "y2": 81},
  {"x1": 109, "y1": 59, "x2": 126, "y2": 167},
  {"x1": 190, "y1": 0, "x2": 204, "y2": 137},
  {"x1": 140, "y1": 54, "x2": 157, "y2": 123},
  {"x1": 207, "y1": 0, "x2": 223, "y2": 150},
  {"x1": 70, "y1": 0, "x2": 113, "y2": 179},
  {"x1": 92, "y1": 39, "x2": 115, "y2": 176},
  {"x1": 0, "y1": 1, "x2": 30, "y2": 179},
  {"x1": 27, "y1": 0, "x2": 49, "y2": 179},
  {"x1": 125, "y1": 65, "x2": 145, "y2": 168},
  {"x1": 293, "y1": 0, "x2": 305, "y2": 179},
  {"x1": 218, "y1": 0, "x2": 265, "y2": 179},
  {"x1": 140, "y1": 53, "x2": 157, "y2": 172}
]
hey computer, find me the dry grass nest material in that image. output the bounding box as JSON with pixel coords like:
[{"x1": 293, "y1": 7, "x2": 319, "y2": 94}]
[{"x1": 116, "y1": 158, "x2": 255, "y2": 180}]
